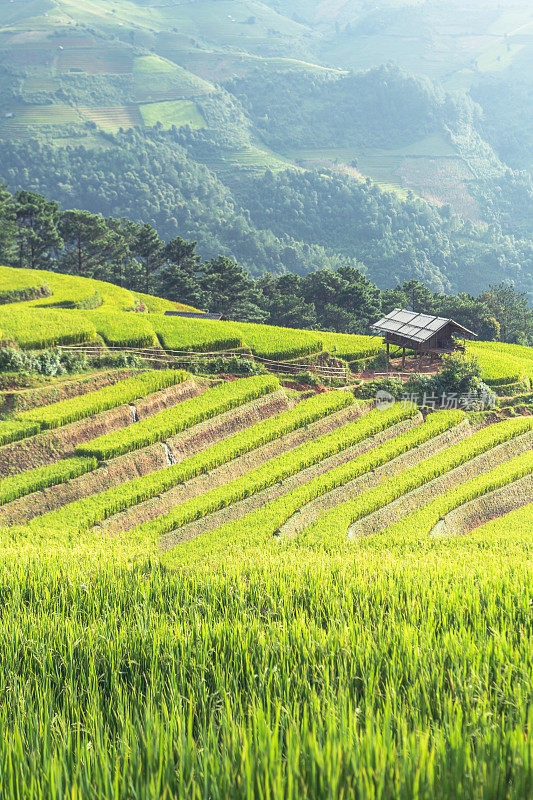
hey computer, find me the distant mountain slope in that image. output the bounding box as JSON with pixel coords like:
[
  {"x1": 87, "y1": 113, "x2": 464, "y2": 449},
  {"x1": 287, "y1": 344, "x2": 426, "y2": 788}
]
[{"x1": 0, "y1": 0, "x2": 531, "y2": 294}]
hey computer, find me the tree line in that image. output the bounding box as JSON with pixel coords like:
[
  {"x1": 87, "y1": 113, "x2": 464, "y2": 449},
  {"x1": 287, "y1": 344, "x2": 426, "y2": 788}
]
[{"x1": 0, "y1": 184, "x2": 531, "y2": 344}]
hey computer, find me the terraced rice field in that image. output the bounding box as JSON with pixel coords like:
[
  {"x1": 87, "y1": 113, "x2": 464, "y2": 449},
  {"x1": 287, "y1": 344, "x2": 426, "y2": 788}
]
[
  {"x1": 0, "y1": 342, "x2": 532, "y2": 797},
  {"x1": 0, "y1": 104, "x2": 82, "y2": 126},
  {"x1": 79, "y1": 105, "x2": 144, "y2": 132},
  {"x1": 139, "y1": 100, "x2": 206, "y2": 131},
  {"x1": 0, "y1": 267, "x2": 380, "y2": 360},
  {"x1": 58, "y1": 45, "x2": 134, "y2": 74},
  {"x1": 2, "y1": 366, "x2": 529, "y2": 549},
  {"x1": 198, "y1": 146, "x2": 294, "y2": 176},
  {"x1": 132, "y1": 55, "x2": 213, "y2": 102},
  {"x1": 470, "y1": 340, "x2": 533, "y2": 396},
  {"x1": 1, "y1": 268, "x2": 530, "y2": 390}
]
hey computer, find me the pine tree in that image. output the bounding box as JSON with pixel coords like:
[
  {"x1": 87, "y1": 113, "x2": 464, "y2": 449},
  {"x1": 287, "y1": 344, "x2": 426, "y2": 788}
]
[
  {"x1": 134, "y1": 224, "x2": 164, "y2": 294},
  {"x1": 201, "y1": 256, "x2": 267, "y2": 321},
  {"x1": 14, "y1": 190, "x2": 63, "y2": 270}
]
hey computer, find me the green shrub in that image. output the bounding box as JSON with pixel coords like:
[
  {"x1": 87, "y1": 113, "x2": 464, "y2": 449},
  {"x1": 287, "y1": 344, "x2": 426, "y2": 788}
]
[
  {"x1": 294, "y1": 371, "x2": 322, "y2": 387},
  {"x1": 0, "y1": 347, "x2": 91, "y2": 377},
  {"x1": 89, "y1": 352, "x2": 145, "y2": 369},
  {"x1": 178, "y1": 356, "x2": 267, "y2": 376},
  {"x1": 368, "y1": 350, "x2": 390, "y2": 371}
]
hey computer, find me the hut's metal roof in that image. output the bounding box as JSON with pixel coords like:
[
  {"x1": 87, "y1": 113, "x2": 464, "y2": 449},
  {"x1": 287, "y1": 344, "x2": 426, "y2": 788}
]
[{"x1": 371, "y1": 309, "x2": 476, "y2": 343}]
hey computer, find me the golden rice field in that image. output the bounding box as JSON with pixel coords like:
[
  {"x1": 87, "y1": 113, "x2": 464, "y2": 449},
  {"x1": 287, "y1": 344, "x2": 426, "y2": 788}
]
[
  {"x1": 0, "y1": 349, "x2": 531, "y2": 798},
  {"x1": 0, "y1": 266, "x2": 382, "y2": 360}
]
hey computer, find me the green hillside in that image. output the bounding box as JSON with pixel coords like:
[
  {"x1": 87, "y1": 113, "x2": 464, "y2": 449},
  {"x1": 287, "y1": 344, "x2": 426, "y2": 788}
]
[
  {"x1": 2, "y1": 266, "x2": 531, "y2": 386},
  {"x1": 0, "y1": 0, "x2": 531, "y2": 293},
  {"x1": 0, "y1": 266, "x2": 380, "y2": 359},
  {"x1": 1, "y1": 4, "x2": 532, "y2": 795}
]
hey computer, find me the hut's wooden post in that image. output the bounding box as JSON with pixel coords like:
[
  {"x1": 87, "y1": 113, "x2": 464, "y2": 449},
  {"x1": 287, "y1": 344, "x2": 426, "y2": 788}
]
[
  {"x1": 386, "y1": 341, "x2": 390, "y2": 373},
  {"x1": 402, "y1": 347, "x2": 406, "y2": 369}
]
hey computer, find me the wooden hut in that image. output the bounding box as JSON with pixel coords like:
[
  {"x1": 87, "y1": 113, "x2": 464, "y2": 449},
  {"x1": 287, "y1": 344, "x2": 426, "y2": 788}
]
[{"x1": 371, "y1": 309, "x2": 476, "y2": 368}]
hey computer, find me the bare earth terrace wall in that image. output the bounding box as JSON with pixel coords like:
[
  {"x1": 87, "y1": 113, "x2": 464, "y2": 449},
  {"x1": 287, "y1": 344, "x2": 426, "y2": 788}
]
[
  {"x1": 99, "y1": 398, "x2": 368, "y2": 535},
  {"x1": 0, "y1": 388, "x2": 291, "y2": 525},
  {"x1": 0, "y1": 369, "x2": 137, "y2": 415},
  {"x1": 279, "y1": 418, "x2": 472, "y2": 538},
  {"x1": 430, "y1": 476, "x2": 533, "y2": 536}
]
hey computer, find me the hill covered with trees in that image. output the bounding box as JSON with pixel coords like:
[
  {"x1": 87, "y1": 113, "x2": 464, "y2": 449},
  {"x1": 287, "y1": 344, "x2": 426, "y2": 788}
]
[
  {"x1": 1, "y1": 184, "x2": 531, "y2": 344},
  {"x1": 0, "y1": 0, "x2": 531, "y2": 297}
]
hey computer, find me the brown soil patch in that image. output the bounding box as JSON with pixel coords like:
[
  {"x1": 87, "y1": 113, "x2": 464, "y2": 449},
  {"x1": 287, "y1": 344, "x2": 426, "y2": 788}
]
[
  {"x1": 347, "y1": 430, "x2": 533, "y2": 538},
  {"x1": 430, "y1": 476, "x2": 533, "y2": 537},
  {"x1": 358, "y1": 354, "x2": 442, "y2": 381},
  {"x1": 100, "y1": 399, "x2": 370, "y2": 535},
  {"x1": 281, "y1": 419, "x2": 472, "y2": 537}
]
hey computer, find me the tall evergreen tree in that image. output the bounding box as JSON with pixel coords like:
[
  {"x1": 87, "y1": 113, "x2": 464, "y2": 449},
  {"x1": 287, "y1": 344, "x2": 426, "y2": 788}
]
[
  {"x1": 258, "y1": 274, "x2": 317, "y2": 329},
  {"x1": 0, "y1": 184, "x2": 15, "y2": 265},
  {"x1": 60, "y1": 210, "x2": 112, "y2": 277},
  {"x1": 134, "y1": 224, "x2": 164, "y2": 293},
  {"x1": 202, "y1": 256, "x2": 267, "y2": 321},
  {"x1": 480, "y1": 283, "x2": 532, "y2": 344},
  {"x1": 14, "y1": 190, "x2": 63, "y2": 270}
]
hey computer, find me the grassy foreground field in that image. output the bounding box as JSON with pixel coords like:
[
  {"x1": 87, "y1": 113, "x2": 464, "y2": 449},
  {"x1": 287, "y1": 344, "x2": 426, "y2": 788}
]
[{"x1": 0, "y1": 509, "x2": 531, "y2": 799}]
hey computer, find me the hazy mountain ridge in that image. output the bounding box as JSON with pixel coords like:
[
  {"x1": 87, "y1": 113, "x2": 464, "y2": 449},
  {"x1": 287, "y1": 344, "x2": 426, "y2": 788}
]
[{"x1": 0, "y1": 0, "x2": 531, "y2": 294}]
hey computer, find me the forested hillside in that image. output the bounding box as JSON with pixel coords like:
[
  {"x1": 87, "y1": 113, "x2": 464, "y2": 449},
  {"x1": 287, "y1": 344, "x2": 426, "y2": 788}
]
[
  {"x1": 0, "y1": 0, "x2": 531, "y2": 296},
  {"x1": 1, "y1": 184, "x2": 531, "y2": 343}
]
